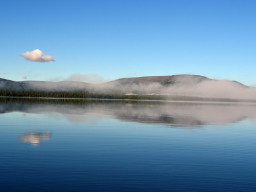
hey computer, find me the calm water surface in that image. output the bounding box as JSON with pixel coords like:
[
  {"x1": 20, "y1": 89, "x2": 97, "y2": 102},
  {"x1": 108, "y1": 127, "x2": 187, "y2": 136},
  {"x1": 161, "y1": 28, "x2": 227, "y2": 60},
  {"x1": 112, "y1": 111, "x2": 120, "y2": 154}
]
[{"x1": 1, "y1": 99, "x2": 256, "y2": 191}]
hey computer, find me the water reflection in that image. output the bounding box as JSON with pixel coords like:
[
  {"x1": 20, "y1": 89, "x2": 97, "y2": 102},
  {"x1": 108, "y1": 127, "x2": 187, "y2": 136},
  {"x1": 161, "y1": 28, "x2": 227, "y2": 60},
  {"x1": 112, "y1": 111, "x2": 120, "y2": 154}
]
[
  {"x1": 19, "y1": 132, "x2": 51, "y2": 146},
  {"x1": 1, "y1": 99, "x2": 256, "y2": 127},
  {"x1": 2, "y1": 99, "x2": 256, "y2": 192}
]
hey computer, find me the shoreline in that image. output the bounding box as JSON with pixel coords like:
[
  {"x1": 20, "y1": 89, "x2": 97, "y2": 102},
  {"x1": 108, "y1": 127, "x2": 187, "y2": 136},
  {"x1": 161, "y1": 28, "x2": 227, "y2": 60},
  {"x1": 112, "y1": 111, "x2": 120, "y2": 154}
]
[{"x1": 1, "y1": 95, "x2": 256, "y2": 105}]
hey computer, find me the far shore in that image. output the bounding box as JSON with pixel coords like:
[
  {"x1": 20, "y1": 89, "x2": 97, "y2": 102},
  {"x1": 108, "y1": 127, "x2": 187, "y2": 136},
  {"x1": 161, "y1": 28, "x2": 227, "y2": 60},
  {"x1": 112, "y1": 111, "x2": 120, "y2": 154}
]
[{"x1": 1, "y1": 95, "x2": 256, "y2": 105}]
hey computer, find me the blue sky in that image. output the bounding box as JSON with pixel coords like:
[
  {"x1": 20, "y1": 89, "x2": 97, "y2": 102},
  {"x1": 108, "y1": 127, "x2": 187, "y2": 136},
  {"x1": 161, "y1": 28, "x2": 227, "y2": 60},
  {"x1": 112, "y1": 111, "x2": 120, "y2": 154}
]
[{"x1": 0, "y1": 0, "x2": 256, "y2": 85}]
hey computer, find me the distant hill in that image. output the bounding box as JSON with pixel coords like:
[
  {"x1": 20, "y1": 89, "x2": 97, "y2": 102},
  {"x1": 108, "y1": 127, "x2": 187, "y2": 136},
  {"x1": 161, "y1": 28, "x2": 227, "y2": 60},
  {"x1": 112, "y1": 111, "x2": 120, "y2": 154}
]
[
  {"x1": 107, "y1": 74, "x2": 210, "y2": 86},
  {"x1": 0, "y1": 79, "x2": 90, "y2": 92},
  {"x1": 24, "y1": 81, "x2": 90, "y2": 91},
  {"x1": 0, "y1": 74, "x2": 255, "y2": 100},
  {"x1": 99, "y1": 75, "x2": 250, "y2": 98},
  {"x1": 0, "y1": 78, "x2": 27, "y2": 91},
  {"x1": 108, "y1": 74, "x2": 248, "y2": 88}
]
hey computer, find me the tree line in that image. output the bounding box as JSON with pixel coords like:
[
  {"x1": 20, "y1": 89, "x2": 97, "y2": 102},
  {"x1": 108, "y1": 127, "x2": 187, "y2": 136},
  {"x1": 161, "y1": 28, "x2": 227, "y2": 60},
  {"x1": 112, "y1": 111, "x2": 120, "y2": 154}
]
[{"x1": 0, "y1": 90, "x2": 165, "y2": 100}]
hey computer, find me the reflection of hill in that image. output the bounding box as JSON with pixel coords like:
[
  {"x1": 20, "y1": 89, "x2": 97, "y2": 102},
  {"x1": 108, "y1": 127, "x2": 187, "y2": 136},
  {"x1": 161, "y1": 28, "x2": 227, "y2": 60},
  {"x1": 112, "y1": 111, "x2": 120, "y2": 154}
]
[
  {"x1": 1, "y1": 100, "x2": 256, "y2": 127},
  {"x1": 19, "y1": 132, "x2": 51, "y2": 146},
  {"x1": 116, "y1": 113, "x2": 206, "y2": 127},
  {"x1": 112, "y1": 103, "x2": 253, "y2": 126}
]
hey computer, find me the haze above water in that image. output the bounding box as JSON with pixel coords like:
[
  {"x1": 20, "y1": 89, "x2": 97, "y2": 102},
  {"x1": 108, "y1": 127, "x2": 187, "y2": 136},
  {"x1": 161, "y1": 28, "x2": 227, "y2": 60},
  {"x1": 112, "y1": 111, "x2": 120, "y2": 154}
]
[{"x1": 1, "y1": 100, "x2": 256, "y2": 191}]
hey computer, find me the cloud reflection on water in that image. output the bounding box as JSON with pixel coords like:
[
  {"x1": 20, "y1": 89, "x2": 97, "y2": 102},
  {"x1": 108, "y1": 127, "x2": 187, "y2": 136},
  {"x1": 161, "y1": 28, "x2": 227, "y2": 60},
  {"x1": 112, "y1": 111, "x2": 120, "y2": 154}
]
[{"x1": 19, "y1": 132, "x2": 51, "y2": 146}]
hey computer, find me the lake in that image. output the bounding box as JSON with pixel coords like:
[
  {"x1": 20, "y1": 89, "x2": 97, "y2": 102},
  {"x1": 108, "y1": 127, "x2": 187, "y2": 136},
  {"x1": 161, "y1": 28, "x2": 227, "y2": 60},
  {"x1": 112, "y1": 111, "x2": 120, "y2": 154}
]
[{"x1": 1, "y1": 98, "x2": 256, "y2": 191}]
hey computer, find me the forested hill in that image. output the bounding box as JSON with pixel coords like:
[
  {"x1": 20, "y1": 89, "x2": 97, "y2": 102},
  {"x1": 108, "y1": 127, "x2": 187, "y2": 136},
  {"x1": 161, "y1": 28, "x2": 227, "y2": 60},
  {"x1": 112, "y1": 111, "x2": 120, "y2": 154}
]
[{"x1": 0, "y1": 75, "x2": 255, "y2": 100}]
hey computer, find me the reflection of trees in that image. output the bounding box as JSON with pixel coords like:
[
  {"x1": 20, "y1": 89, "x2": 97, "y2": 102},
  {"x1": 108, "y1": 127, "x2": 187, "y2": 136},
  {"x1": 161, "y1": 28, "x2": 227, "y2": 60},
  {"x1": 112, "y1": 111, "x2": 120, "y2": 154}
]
[
  {"x1": 2, "y1": 99, "x2": 256, "y2": 127},
  {"x1": 19, "y1": 132, "x2": 51, "y2": 146}
]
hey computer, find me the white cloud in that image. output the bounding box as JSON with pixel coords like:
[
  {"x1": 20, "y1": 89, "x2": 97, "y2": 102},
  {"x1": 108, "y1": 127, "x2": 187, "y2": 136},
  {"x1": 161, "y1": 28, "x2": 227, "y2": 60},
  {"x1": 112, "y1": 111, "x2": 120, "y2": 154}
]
[{"x1": 20, "y1": 49, "x2": 54, "y2": 62}]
